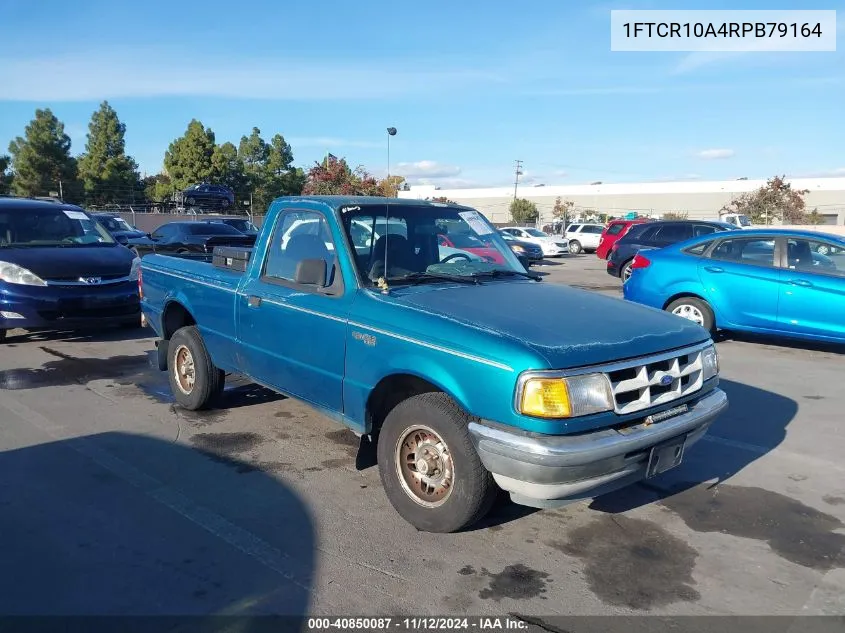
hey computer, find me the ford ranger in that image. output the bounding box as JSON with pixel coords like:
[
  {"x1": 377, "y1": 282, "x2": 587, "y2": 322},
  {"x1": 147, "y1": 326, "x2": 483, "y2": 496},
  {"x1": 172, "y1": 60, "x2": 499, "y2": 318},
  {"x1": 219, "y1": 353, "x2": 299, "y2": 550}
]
[{"x1": 140, "y1": 196, "x2": 728, "y2": 533}]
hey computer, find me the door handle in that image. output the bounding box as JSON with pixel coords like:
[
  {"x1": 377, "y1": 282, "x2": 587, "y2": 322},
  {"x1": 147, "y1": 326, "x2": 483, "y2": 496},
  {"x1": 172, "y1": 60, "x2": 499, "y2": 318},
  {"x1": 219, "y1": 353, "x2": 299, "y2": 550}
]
[
  {"x1": 704, "y1": 266, "x2": 724, "y2": 273},
  {"x1": 789, "y1": 279, "x2": 813, "y2": 288},
  {"x1": 247, "y1": 295, "x2": 262, "y2": 308}
]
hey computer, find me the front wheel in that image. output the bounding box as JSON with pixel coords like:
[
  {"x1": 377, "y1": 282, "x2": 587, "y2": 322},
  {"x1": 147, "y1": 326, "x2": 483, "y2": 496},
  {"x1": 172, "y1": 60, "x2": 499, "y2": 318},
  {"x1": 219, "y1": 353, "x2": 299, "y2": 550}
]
[
  {"x1": 0, "y1": 330, "x2": 6, "y2": 344},
  {"x1": 666, "y1": 297, "x2": 715, "y2": 334},
  {"x1": 377, "y1": 392, "x2": 497, "y2": 533},
  {"x1": 569, "y1": 240, "x2": 582, "y2": 254},
  {"x1": 167, "y1": 326, "x2": 225, "y2": 410}
]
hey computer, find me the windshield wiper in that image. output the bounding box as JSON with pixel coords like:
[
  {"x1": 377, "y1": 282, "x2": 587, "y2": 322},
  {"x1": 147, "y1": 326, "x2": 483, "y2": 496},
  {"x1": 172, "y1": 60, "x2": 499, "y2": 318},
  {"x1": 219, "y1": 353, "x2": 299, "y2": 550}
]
[
  {"x1": 471, "y1": 269, "x2": 541, "y2": 281},
  {"x1": 391, "y1": 272, "x2": 481, "y2": 286}
]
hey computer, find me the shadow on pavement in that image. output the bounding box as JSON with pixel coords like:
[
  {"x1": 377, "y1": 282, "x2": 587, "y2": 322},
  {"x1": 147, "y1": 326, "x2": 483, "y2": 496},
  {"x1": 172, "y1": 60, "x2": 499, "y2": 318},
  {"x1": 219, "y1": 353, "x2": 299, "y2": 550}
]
[
  {"x1": 590, "y1": 378, "x2": 798, "y2": 513},
  {"x1": 0, "y1": 432, "x2": 315, "y2": 625},
  {"x1": 2, "y1": 325, "x2": 154, "y2": 346},
  {"x1": 716, "y1": 330, "x2": 845, "y2": 356}
]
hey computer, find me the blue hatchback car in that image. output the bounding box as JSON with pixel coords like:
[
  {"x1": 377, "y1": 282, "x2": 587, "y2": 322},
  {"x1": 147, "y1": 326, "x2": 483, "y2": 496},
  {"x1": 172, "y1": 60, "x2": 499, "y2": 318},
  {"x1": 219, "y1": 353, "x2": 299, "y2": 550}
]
[{"x1": 623, "y1": 228, "x2": 845, "y2": 344}]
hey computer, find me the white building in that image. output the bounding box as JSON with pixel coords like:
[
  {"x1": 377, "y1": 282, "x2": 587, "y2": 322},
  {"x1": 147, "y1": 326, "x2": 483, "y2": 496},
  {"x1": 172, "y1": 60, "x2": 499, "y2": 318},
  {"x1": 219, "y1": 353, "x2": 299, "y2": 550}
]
[{"x1": 398, "y1": 177, "x2": 845, "y2": 226}]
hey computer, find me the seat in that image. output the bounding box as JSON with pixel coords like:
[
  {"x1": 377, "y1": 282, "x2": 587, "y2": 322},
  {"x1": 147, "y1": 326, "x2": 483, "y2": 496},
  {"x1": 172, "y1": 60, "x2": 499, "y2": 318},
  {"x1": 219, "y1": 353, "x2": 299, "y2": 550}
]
[
  {"x1": 368, "y1": 234, "x2": 420, "y2": 280},
  {"x1": 788, "y1": 241, "x2": 814, "y2": 270},
  {"x1": 268, "y1": 233, "x2": 331, "y2": 281}
]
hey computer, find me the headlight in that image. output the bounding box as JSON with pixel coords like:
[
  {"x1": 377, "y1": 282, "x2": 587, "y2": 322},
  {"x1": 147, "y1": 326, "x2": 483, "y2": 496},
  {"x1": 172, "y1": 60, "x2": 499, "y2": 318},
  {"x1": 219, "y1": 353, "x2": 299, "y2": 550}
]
[
  {"x1": 0, "y1": 261, "x2": 47, "y2": 286},
  {"x1": 702, "y1": 344, "x2": 719, "y2": 381},
  {"x1": 511, "y1": 245, "x2": 526, "y2": 253},
  {"x1": 518, "y1": 373, "x2": 614, "y2": 418},
  {"x1": 129, "y1": 257, "x2": 141, "y2": 281}
]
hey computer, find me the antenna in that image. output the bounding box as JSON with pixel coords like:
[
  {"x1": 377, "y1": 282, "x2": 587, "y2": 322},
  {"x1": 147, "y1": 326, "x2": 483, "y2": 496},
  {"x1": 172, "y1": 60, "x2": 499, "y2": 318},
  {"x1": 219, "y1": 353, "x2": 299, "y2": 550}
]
[{"x1": 381, "y1": 127, "x2": 398, "y2": 291}]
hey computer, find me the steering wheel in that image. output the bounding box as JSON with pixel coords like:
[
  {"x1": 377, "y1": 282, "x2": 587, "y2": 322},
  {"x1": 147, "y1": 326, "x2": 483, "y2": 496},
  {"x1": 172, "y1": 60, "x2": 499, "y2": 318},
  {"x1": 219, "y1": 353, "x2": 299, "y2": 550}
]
[{"x1": 440, "y1": 253, "x2": 472, "y2": 264}]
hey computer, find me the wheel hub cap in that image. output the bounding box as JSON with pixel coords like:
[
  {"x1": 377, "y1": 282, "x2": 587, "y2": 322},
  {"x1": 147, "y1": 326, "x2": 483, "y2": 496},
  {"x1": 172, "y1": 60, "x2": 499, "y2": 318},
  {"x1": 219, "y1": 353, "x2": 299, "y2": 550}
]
[
  {"x1": 395, "y1": 426, "x2": 454, "y2": 508},
  {"x1": 173, "y1": 345, "x2": 196, "y2": 394}
]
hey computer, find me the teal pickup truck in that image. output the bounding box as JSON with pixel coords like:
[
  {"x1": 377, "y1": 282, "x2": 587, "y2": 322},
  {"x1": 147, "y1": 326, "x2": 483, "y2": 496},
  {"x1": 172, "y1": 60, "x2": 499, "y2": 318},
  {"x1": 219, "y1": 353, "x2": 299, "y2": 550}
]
[{"x1": 140, "y1": 196, "x2": 728, "y2": 532}]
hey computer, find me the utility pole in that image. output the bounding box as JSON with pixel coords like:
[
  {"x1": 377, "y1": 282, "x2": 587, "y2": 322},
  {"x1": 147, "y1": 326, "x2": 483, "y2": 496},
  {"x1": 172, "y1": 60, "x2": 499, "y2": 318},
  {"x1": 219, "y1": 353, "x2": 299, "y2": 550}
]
[
  {"x1": 58, "y1": 180, "x2": 63, "y2": 201},
  {"x1": 513, "y1": 160, "x2": 523, "y2": 201}
]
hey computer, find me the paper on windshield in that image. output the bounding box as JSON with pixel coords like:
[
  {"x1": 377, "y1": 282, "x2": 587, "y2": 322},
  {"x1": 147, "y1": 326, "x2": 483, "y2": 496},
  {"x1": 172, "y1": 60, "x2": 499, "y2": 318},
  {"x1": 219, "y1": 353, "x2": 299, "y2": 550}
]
[
  {"x1": 459, "y1": 211, "x2": 494, "y2": 235},
  {"x1": 63, "y1": 210, "x2": 89, "y2": 220}
]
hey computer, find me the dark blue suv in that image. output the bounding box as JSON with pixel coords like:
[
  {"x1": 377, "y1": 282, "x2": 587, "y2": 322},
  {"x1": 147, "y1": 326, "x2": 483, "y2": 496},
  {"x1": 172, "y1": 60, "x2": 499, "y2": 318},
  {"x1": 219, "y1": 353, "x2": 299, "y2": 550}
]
[{"x1": 607, "y1": 220, "x2": 738, "y2": 282}]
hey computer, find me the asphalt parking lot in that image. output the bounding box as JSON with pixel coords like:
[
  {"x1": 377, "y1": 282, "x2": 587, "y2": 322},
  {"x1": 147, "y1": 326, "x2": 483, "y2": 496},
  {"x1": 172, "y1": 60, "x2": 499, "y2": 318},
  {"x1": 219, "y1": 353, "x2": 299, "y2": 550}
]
[{"x1": 1, "y1": 253, "x2": 844, "y2": 622}]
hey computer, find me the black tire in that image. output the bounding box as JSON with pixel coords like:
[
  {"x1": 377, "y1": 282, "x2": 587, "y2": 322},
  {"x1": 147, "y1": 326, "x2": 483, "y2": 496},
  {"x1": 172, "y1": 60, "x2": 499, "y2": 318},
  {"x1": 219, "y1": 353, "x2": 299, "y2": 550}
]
[
  {"x1": 665, "y1": 296, "x2": 716, "y2": 334},
  {"x1": 0, "y1": 330, "x2": 6, "y2": 343},
  {"x1": 167, "y1": 325, "x2": 225, "y2": 410},
  {"x1": 620, "y1": 259, "x2": 634, "y2": 282},
  {"x1": 569, "y1": 240, "x2": 582, "y2": 255},
  {"x1": 377, "y1": 392, "x2": 497, "y2": 533}
]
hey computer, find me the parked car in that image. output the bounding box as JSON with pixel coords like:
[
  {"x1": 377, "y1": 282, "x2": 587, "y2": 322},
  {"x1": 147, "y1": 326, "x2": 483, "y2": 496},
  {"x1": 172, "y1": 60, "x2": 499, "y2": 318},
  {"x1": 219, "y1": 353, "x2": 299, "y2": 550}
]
[
  {"x1": 623, "y1": 229, "x2": 845, "y2": 344},
  {"x1": 90, "y1": 213, "x2": 149, "y2": 245},
  {"x1": 0, "y1": 198, "x2": 142, "y2": 342},
  {"x1": 182, "y1": 184, "x2": 235, "y2": 210},
  {"x1": 607, "y1": 220, "x2": 738, "y2": 282},
  {"x1": 140, "y1": 196, "x2": 726, "y2": 533},
  {"x1": 498, "y1": 230, "x2": 544, "y2": 264},
  {"x1": 201, "y1": 217, "x2": 259, "y2": 236},
  {"x1": 437, "y1": 230, "x2": 505, "y2": 264},
  {"x1": 137, "y1": 221, "x2": 256, "y2": 257},
  {"x1": 595, "y1": 218, "x2": 652, "y2": 260},
  {"x1": 564, "y1": 223, "x2": 605, "y2": 254},
  {"x1": 500, "y1": 226, "x2": 569, "y2": 257}
]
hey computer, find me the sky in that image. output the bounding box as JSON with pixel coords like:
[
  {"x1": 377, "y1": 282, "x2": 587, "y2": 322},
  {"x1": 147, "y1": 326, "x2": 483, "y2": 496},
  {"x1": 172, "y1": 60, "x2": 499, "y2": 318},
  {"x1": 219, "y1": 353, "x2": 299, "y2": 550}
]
[{"x1": 0, "y1": 0, "x2": 843, "y2": 189}]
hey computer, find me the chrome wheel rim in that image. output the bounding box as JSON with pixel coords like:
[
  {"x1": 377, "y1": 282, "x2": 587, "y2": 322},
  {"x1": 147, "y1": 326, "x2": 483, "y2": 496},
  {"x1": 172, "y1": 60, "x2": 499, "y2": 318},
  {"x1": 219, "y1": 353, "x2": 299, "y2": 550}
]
[
  {"x1": 395, "y1": 425, "x2": 454, "y2": 507},
  {"x1": 173, "y1": 345, "x2": 196, "y2": 395},
  {"x1": 622, "y1": 263, "x2": 633, "y2": 282},
  {"x1": 672, "y1": 304, "x2": 705, "y2": 326}
]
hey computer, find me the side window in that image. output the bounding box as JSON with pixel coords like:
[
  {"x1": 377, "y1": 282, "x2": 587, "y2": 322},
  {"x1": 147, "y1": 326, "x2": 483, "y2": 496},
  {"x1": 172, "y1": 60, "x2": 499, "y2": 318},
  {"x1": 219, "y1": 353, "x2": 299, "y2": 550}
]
[
  {"x1": 653, "y1": 224, "x2": 693, "y2": 243},
  {"x1": 264, "y1": 211, "x2": 336, "y2": 286},
  {"x1": 606, "y1": 223, "x2": 625, "y2": 236},
  {"x1": 711, "y1": 238, "x2": 776, "y2": 267},
  {"x1": 786, "y1": 239, "x2": 845, "y2": 277},
  {"x1": 635, "y1": 226, "x2": 660, "y2": 242},
  {"x1": 693, "y1": 225, "x2": 717, "y2": 237},
  {"x1": 684, "y1": 243, "x2": 709, "y2": 256},
  {"x1": 151, "y1": 225, "x2": 173, "y2": 240},
  {"x1": 565, "y1": 224, "x2": 578, "y2": 233},
  {"x1": 584, "y1": 225, "x2": 604, "y2": 234}
]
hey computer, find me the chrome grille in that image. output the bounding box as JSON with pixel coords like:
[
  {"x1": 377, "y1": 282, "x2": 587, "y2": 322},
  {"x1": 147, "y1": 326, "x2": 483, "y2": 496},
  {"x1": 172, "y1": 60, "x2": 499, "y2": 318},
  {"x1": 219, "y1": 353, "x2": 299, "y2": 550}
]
[{"x1": 604, "y1": 345, "x2": 706, "y2": 415}]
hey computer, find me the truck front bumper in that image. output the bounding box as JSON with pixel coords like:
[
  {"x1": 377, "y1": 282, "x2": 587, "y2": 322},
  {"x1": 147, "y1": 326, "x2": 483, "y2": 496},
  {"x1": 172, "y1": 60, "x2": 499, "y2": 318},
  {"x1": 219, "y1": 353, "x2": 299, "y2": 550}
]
[{"x1": 468, "y1": 388, "x2": 728, "y2": 508}]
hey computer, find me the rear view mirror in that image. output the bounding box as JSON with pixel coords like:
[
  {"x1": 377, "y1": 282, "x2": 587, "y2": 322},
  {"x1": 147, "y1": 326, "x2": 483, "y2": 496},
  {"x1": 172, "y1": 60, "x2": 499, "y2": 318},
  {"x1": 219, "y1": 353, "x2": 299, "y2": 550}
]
[{"x1": 294, "y1": 258, "x2": 327, "y2": 286}]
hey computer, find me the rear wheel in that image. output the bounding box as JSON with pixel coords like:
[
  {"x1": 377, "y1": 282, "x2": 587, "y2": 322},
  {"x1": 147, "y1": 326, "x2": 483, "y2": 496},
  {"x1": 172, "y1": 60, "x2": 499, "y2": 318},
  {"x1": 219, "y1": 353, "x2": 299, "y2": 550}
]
[
  {"x1": 621, "y1": 259, "x2": 635, "y2": 282},
  {"x1": 377, "y1": 392, "x2": 497, "y2": 533},
  {"x1": 569, "y1": 240, "x2": 582, "y2": 254},
  {"x1": 666, "y1": 297, "x2": 715, "y2": 334},
  {"x1": 167, "y1": 325, "x2": 225, "y2": 410}
]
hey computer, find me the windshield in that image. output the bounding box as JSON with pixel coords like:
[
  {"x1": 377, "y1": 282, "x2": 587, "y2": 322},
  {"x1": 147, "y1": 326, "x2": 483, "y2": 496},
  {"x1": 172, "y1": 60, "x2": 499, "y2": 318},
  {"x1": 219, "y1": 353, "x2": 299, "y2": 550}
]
[
  {"x1": 0, "y1": 207, "x2": 115, "y2": 247},
  {"x1": 97, "y1": 216, "x2": 134, "y2": 232},
  {"x1": 738, "y1": 215, "x2": 752, "y2": 227},
  {"x1": 340, "y1": 204, "x2": 524, "y2": 284},
  {"x1": 525, "y1": 228, "x2": 547, "y2": 238},
  {"x1": 185, "y1": 223, "x2": 242, "y2": 236}
]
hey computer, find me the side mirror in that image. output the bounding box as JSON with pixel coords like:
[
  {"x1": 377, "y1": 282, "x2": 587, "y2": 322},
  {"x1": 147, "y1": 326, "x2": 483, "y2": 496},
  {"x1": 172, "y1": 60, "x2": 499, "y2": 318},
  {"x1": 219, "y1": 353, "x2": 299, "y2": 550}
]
[
  {"x1": 116, "y1": 235, "x2": 128, "y2": 244},
  {"x1": 517, "y1": 255, "x2": 530, "y2": 269},
  {"x1": 294, "y1": 258, "x2": 327, "y2": 286}
]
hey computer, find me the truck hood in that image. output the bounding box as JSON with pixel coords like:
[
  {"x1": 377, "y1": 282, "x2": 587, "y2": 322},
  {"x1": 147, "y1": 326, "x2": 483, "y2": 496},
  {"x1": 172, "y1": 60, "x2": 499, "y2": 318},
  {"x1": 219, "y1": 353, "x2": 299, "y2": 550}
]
[
  {"x1": 389, "y1": 281, "x2": 709, "y2": 369},
  {"x1": 0, "y1": 244, "x2": 135, "y2": 280}
]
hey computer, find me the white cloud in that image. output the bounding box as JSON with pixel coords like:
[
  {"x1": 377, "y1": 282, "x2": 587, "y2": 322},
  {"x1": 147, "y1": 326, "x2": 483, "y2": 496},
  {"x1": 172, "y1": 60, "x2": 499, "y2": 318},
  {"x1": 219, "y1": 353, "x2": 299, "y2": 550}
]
[
  {"x1": 695, "y1": 148, "x2": 735, "y2": 160},
  {"x1": 0, "y1": 50, "x2": 505, "y2": 101},
  {"x1": 405, "y1": 177, "x2": 480, "y2": 189},
  {"x1": 394, "y1": 160, "x2": 461, "y2": 179}
]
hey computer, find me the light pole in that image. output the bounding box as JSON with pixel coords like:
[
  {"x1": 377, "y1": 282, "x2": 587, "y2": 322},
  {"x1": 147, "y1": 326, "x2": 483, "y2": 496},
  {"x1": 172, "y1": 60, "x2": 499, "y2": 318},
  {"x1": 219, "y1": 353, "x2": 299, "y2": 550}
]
[{"x1": 387, "y1": 127, "x2": 397, "y2": 194}]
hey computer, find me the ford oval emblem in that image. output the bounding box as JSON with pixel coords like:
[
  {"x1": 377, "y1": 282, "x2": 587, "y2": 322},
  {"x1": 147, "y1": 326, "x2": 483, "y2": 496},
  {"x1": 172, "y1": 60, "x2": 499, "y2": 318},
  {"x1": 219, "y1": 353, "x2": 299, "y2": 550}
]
[{"x1": 659, "y1": 375, "x2": 673, "y2": 386}]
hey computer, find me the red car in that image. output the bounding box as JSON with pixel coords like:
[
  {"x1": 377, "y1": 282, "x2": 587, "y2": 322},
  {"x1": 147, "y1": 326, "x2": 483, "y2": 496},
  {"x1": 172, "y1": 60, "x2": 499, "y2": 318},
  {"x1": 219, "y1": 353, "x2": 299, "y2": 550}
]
[
  {"x1": 595, "y1": 218, "x2": 652, "y2": 260},
  {"x1": 437, "y1": 232, "x2": 506, "y2": 264}
]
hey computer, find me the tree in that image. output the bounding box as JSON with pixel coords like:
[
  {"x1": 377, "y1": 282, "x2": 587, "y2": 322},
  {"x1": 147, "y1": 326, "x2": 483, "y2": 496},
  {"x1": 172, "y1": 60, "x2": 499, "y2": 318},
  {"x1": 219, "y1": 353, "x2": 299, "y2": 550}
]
[
  {"x1": 77, "y1": 101, "x2": 140, "y2": 206},
  {"x1": 302, "y1": 155, "x2": 381, "y2": 196},
  {"x1": 509, "y1": 198, "x2": 539, "y2": 224},
  {"x1": 237, "y1": 129, "x2": 303, "y2": 211},
  {"x1": 142, "y1": 173, "x2": 174, "y2": 204},
  {"x1": 7, "y1": 108, "x2": 80, "y2": 201},
  {"x1": 721, "y1": 175, "x2": 809, "y2": 225},
  {"x1": 163, "y1": 120, "x2": 216, "y2": 190},
  {"x1": 552, "y1": 197, "x2": 574, "y2": 221},
  {"x1": 378, "y1": 175, "x2": 405, "y2": 197},
  {"x1": 662, "y1": 211, "x2": 689, "y2": 220},
  {"x1": 431, "y1": 196, "x2": 456, "y2": 203},
  {"x1": 805, "y1": 209, "x2": 826, "y2": 225},
  {"x1": 0, "y1": 155, "x2": 12, "y2": 194},
  {"x1": 211, "y1": 142, "x2": 247, "y2": 192}
]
